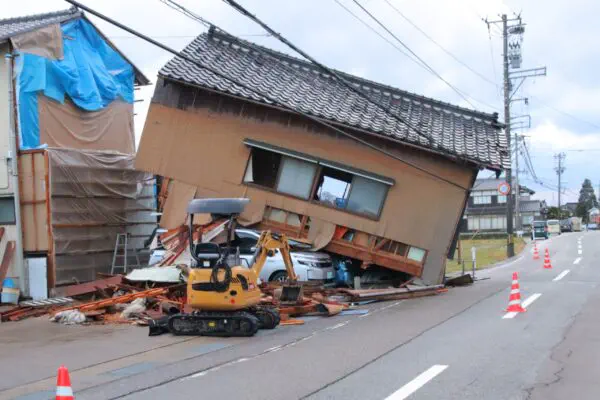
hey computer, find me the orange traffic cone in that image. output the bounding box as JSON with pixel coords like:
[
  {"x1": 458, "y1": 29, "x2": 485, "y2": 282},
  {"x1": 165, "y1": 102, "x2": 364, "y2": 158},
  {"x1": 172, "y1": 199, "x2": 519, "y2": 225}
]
[
  {"x1": 505, "y1": 272, "x2": 526, "y2": 313},
  {"x1": 56, "y1": 365, "x2": 73, "y2": 400},
  {"x1": 533, "y1": 242, "x2": 540, "y2": 260},
  {"x1": 543, "y1": 248, "x2": 553, "y2": 269}
]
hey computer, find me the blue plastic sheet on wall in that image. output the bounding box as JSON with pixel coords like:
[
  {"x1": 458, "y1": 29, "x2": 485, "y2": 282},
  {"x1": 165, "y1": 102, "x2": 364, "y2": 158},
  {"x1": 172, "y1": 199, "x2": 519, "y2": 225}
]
[{"x1": 16, "y1": 18, "x2": 134, "y2": 149}]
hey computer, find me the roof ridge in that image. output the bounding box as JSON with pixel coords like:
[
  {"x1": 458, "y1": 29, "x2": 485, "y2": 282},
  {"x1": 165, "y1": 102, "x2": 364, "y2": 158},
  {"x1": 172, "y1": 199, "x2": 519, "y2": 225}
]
[
  {"x1": 0, "y1": 6, "x2": 79, "y2": 25},
  {"x1": 206, "y1": 29, "x2": 500, "y2": 123}
]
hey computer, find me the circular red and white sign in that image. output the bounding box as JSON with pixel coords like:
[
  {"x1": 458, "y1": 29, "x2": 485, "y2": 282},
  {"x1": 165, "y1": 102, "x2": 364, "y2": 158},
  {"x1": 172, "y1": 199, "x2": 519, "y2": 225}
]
[{"x1": 498, "y1": 182, "x2": 511, "y2": 195}]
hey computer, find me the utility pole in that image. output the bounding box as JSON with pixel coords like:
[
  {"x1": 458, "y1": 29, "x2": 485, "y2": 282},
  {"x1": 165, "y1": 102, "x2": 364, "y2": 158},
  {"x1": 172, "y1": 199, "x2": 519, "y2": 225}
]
[
  {"x1": 555, "y1": 153, "x2": 566, "y2": 214},
  {"x1": 514, "y1": 134, "x2": 520, "y2": 230},
  {"x1": 502, "y1": 14, "x2": 515, "y2": 257},
  {"x1": 485, "y1": 13, "x2": 546, "y2": 257}
]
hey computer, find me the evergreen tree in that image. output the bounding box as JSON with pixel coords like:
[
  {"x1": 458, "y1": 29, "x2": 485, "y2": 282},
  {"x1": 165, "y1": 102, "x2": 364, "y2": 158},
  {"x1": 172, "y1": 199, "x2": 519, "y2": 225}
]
[{"x1": 575, "y1": 179, "x2": 598, "y2": 223}]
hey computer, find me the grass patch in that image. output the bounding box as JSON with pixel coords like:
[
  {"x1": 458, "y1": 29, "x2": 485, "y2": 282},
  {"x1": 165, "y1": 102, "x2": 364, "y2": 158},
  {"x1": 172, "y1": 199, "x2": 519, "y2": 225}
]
[{"x1": 446, "y1": 236, "x2": 526, "y2": 274}]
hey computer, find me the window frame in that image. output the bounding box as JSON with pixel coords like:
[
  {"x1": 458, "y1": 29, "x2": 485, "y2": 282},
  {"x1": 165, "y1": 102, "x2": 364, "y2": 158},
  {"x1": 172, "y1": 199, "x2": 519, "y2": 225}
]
[
  {"x1": 241, "y1": 141, "x2": 393, "y2": 220},
  {"x1": 0, "y1": 197, "x2": 16, "y2": 225}
]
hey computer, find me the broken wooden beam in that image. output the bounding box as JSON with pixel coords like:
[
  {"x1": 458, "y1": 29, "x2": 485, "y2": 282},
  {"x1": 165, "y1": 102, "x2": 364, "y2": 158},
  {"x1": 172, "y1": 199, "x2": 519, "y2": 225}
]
[
  {"x1": 53, "y1": 287, "x2": 170, "y2": 313},
  {"x1": 52, "y1": 275, "x2": 124, "y2": 297}
]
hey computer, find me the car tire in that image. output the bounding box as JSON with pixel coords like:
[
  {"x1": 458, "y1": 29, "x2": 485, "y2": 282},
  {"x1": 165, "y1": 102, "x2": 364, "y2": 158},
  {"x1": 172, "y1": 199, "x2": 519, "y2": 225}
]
[{"x1": 269, "y1": 271, "x2": 288, "y2": 283}]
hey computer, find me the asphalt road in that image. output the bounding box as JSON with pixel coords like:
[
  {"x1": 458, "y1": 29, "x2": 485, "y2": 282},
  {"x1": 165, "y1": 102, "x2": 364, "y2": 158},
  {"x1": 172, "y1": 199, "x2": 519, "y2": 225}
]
[{"x1": 3, "y1": 231, "x2": 599, "y2": 400}]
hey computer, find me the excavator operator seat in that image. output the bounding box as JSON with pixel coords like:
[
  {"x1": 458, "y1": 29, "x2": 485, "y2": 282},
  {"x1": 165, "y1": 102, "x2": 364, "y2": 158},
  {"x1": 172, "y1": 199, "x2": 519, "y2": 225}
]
[{"x1": 191, "y1": 242, "x2": 221, "y2": 268}]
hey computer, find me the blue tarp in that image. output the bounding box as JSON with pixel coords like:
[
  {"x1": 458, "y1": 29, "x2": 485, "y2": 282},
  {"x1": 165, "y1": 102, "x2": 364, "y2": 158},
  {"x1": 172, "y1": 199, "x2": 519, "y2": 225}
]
[{"x1": 17, "y1": 18, "x2": 134, "y2": 149}]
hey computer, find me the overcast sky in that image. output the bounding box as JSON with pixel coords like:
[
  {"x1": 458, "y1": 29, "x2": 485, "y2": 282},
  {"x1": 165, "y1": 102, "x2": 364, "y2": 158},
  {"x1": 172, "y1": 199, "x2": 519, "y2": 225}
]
[{"x1": 6, "y1": 0, "x2": 600, "y2": 206}]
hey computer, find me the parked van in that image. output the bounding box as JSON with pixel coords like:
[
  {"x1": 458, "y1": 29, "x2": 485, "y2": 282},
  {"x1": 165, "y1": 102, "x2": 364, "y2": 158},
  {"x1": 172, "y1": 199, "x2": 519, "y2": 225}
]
[
  {"x1": 531, "y1": 220, "x2": 548, "y2": 240},
  {"x1": 546, "y1": 219, "x2": 561, "y2": 236}
]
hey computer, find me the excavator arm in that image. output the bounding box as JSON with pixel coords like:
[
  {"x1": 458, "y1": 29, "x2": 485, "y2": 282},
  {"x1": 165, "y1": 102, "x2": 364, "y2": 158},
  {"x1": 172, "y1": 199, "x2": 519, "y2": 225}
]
[{"x1": 249, "y1": 231, "x2": 299, "y2": 282}]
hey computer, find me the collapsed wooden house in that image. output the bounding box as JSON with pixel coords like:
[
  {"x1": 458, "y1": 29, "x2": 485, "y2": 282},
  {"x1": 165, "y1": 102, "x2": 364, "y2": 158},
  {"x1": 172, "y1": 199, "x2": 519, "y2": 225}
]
[{"x1": 136, "y1": 28, "x2": 508, "y2": 285}]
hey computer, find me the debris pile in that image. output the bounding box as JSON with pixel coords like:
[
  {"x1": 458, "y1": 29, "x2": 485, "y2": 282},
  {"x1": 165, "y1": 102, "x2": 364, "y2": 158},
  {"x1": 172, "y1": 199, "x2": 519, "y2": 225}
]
[
  {"x1": 0, "y1": 274, "x2": 186, "y2": 325},
  {"x1": 0, "y1": 270, "x2": 446, "y2": 329}
]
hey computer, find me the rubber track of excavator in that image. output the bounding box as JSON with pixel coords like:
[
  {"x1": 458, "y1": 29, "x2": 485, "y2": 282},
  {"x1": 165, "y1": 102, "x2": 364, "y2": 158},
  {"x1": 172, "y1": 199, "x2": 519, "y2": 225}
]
[
  {"x1": 251, "y1": 306, "x2": 281, "y2": 329},
  {"x1": 167, "y1": 311, "x2": 260, "y2": 337}
]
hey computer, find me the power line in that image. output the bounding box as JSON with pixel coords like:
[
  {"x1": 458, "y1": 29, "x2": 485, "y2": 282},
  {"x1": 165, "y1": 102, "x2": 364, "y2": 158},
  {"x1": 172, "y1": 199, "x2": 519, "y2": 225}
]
[
  {"x1": 220, "y1": 0, "x2": 435, "y2": 144},
  {"x1": 110, "y1": 33, "x2": 271, "y2": 39},
  {"x1": 382, "y1": 0, "x2": 497, "y2": 87},
  {"x1": 348, "y1": 0, "x2": 481, "y2": 109},
  {"x1": 158, "y1": 0, "x2": 210, "y2": 28},
  {"x1": 65, "y1": 0, "x2": 471, "y2": 192},
  {"x1": 520, "y1": 139, "x2": 538, "y2": 181},
  {"x1": 334, "y1": 0, "x2": 498, "y2": 111},
  {"x1": 531, "y1": 96, "x2": 600, "y2": 130},
  {"x1": 332, "y1": 0, "x2": 419, "y2": 65}
]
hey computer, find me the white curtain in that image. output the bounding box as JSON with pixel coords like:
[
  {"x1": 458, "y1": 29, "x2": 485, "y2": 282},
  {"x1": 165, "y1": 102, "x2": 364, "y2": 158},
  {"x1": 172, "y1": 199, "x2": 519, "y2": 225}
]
[{"x1": 276, "y1": 157, "x2": 317, "y2": 199}]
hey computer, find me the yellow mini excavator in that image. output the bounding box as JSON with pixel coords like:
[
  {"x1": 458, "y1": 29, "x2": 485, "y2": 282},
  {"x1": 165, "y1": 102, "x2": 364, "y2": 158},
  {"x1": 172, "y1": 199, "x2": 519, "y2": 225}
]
[{"x1": 166, "y1": 198, "x2": 303, "y2": 337}]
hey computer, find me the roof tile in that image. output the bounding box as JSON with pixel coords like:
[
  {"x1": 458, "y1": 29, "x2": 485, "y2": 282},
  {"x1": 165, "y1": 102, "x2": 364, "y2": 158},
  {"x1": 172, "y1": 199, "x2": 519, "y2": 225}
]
[
  {"x1": 0, "y1": 7, "x2": 80, "y2": 41},
  {"x1": 159, "y1": 30, "x2": 509, "y2": 169}
]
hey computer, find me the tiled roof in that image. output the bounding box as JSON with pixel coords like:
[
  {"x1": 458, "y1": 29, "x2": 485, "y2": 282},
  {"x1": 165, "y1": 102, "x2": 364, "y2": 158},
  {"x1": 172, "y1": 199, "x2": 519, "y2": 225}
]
[
  {"x1": 0, "y1": 7, "x2": 80, "y2": 42},
  {"x1": 159, "y1": 29, "x2": 509, "y2": 170},
  {"x1": 0, "y1": 7, "x2": 150, "y2": 86}
]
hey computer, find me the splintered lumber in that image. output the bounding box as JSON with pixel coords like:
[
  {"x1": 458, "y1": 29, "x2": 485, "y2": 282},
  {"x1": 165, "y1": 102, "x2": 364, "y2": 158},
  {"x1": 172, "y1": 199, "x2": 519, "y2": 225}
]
[
  {"x1": 280, "y1": 319, "x2": 305, "y2": 326},
  {"x1": 0, "y1": 306, "x2": 33, "y2": 322},
  {"x1": 9, "y1": 308, "x2": 49, "y2": 321},
  {"x1": 338, "y1": 285, "x2": 445, "y2": 301},
  {"x1": 53, "y1": 287, "x2": 169, "y2": 313},
  {"x1": 52, "y1": 275, "x2": 124, "y2": 297}
]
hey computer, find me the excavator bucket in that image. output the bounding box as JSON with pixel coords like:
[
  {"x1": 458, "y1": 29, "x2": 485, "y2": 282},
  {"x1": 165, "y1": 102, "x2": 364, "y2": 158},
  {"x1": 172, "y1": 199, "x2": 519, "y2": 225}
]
[{"x1": 279, "y1": 283, "x2": 304, "y2": 306}]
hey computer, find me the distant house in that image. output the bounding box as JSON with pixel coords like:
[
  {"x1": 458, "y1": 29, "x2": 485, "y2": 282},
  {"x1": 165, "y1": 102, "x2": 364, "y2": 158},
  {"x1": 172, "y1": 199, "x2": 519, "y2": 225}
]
[
  {"x1": 136, "y1": 28, "x2": 508, "y2": 285},
  {"x1": 463, "y1": 178, "x2": 545, "y2": 232},
  {"x1": 0, "y1": 7, "x2": 155, "y2": 295},
  {"x1": 561, "y1": 202, "x2": 578, "y2": 216}
]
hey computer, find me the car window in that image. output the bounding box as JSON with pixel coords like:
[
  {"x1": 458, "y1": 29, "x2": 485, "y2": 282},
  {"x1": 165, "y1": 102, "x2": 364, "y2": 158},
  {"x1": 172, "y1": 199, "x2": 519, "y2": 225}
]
[{"x1": 231, "y1": 231, "x2": 258, "y2": 254}]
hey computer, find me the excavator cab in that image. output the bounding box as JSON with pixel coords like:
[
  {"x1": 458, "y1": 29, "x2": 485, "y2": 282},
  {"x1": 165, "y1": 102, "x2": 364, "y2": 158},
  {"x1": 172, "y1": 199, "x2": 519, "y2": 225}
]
[{"x1": 188, "y1": 198, "x2": 247, "y2": 269}]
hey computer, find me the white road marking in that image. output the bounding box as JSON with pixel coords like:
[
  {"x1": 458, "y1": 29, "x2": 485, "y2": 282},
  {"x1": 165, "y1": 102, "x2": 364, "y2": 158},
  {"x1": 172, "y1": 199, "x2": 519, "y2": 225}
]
[
  {"x1": 380, "y1": 301, "x2": 403, "y2": 311},
  {"x1": 326, "y1": 321, "x2": 350, "y2": 330},
  {"x1": 503, "y1": 293, "x2": 542, "y2": 319},
  {"x1": 384, "y1": 365, "x2": 448, "y2": 400},
  {"x1": 574, "y1": 257, "x2": 582, "y2": 265},
  {"x1": 264, "y1": 345, "x2": 283, "y2": 353},
  {"x1": 578, "y1": 249, "x2": 583, "y2": 255},
  {"x1": 184, "y1": 357, "x2": 249, "y2": 380},
  {"x1": 553, "y1": 270, "x2": 570, "y2": 281}
]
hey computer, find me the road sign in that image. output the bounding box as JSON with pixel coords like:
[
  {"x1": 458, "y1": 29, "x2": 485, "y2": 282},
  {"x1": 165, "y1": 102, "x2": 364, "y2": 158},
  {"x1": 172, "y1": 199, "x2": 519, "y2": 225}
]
[{"x1": 498, "y1": 182, "x2": 511, "y2": 195}]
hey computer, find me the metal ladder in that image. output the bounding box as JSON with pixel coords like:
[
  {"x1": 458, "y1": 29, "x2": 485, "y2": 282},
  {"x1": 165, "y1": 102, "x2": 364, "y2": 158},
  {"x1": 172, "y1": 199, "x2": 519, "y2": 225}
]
[{"x1": 111, "y1": 233, "x2": 141, "y2": 274}]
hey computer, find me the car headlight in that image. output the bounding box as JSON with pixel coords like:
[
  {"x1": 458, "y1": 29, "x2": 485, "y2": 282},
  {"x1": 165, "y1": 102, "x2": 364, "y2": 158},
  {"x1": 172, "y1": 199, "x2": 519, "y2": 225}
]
[{"x1": 297, "y1": 260, "x2": 318, "y2": 268}]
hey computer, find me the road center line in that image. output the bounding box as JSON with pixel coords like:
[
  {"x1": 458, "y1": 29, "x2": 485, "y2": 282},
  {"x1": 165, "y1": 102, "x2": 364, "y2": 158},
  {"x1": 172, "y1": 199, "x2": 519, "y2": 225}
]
[
  {"x1": 503, "y1": 293, "x2": 542, "y2": 319},
  {"x1": 578, "y1": 249, "x2": 583, "y2": 255},
  {"x1": 553, "y1": 270, "x2": 570, "y2": 281},
  {"x1": 573, "y1": 257, "x2": 582, "y2": 265},
  {"x1": 384, "y1": 364, "x2": 448, "y2": 400}
]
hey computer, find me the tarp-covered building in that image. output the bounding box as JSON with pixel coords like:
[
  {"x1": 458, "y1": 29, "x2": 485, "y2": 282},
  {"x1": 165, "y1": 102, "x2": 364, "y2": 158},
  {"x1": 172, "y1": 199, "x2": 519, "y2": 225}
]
[{"x1": 0, "y1": 7, "x2": 153, "y2": 295}]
